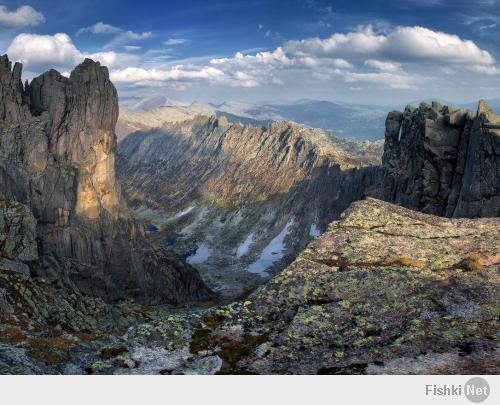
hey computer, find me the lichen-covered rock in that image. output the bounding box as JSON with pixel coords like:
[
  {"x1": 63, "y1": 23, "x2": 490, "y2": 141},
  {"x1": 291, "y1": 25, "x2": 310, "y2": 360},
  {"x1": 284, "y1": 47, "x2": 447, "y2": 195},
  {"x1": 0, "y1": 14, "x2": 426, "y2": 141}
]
[
  {"x1": 0, "y1": 54, "x2": 213, "y2": 304},
  {"x1": 191, "y1": 199, "x2": 500, "y2": 374},
  {"x1": 377, "y1": 101, "x2": 500, "y2": 218}
]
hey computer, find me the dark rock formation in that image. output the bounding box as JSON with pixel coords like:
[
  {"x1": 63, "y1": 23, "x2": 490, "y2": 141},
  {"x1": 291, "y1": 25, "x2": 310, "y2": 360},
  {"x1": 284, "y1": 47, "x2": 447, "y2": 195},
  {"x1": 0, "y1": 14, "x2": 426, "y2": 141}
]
[
  {"x1": 0, "y1": 55, "x2": 212, "y2": 304},
  {"x1": 377, "y1": 101, "x2": 500, "y2": 218},
  {"x1": 189, "y1": 198, "x2": 500, "y2": 374}
]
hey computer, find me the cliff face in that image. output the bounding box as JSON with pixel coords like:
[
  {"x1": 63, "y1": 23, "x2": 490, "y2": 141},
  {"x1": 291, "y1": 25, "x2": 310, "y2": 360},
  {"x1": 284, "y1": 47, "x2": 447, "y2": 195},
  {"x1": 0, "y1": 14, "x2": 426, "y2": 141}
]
[
  {"x1": 0, "y1": 55, "x2": 212, "y2": 304},
  {"x1": 378, "y1": 101, "x2": 500, "y2": 218},
  {"x1": 117, "y1": 116, "x2": 378, "y2": 297}
]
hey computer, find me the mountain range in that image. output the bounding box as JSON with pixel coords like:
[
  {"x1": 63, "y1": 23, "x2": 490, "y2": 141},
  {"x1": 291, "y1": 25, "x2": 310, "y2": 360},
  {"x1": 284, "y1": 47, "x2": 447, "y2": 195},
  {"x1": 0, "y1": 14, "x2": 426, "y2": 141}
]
[{"x1": 118, "y1": 96, "x2": 389, "y2": 141}]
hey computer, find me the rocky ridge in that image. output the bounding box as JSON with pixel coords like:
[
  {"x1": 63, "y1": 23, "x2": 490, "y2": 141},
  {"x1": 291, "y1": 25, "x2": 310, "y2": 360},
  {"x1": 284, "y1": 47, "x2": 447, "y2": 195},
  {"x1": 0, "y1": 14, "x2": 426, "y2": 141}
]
[{"x1": 117, "y1": 116, "x2": 378, "y2": 296}]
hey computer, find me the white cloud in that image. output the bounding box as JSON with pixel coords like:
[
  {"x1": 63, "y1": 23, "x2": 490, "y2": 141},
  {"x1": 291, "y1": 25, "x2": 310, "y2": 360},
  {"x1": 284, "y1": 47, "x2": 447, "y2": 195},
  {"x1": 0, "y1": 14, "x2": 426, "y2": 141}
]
[
  {"x1": 6, "y1": 33, "x2": 139, "y2": 72},
  {"x1": 122, "y1": 45, "x2": 142, "y2": 51},
  {"x1": 210, "y1": 48, "x2": 291, "y2": 66},
  {"x1": 76, "y1": 21, "x2": 152, "y2": 49},
  {"x1": 5, "y1": 24, "x2": 500, "y2": 103},
  {"x1": 299, "y1": 56, "x2": 353, "y2": 69},
  {"x1": 87, "y1": 51, "x2": 139, "y2": 69},
  {"x1": 468, "y1": 64, "x2": 500, "y2": 75},
  {"x1": 0, "y1": 5, "x2": 44, "y2": 28},
  {"x1": 76, "y1": 22, "x2": 121, "y2": 36},
  {"x1": 340, "y1": 71, "x2": 422, "y2": 90},
  {"x1": 164, "y1": 38, "x2": 188, "y2": 45},
  {"x1": 284, "y1": 25, "x2": 495, "y2": 66},
  {"x1": 7, "y1": 33, "x2": 81, "y2": 70},
  {"x1": 110, "y1": 65, "x2": 227, "y2": 85},
  {"x1": 104, "y1": 30, "x2": 152, "y2": 49}
]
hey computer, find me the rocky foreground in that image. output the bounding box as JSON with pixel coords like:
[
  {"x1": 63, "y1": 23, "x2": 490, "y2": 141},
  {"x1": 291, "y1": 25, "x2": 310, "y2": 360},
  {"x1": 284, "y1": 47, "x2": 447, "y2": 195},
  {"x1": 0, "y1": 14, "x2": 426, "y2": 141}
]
[
  {"x1": 181, "y1": 198, "x2": 499, "y2": 374},
  {"x1": 3, "y1": 198, "x2": 495, "y2": 374}
]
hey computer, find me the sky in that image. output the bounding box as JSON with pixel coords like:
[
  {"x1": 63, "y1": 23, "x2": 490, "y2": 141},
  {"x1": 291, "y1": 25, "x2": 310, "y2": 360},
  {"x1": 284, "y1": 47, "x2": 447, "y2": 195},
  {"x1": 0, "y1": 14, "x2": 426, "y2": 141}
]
[{"x1": 0, "y1": 0, "x2": 500, "y2": 106}]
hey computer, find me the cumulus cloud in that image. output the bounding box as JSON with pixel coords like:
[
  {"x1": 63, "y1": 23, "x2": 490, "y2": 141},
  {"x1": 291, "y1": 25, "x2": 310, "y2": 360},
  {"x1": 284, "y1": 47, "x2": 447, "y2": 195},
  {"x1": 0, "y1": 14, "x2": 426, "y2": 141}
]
[
  {"x1": 6, "y1": 33, "x2": 139, "y2": 73},
  {"x1": 96, "y1": 25, "x2": 500, "y2": 91},
  {"x1": 4, "y1": 24, "x2": 499, "y2": 100},
  {"x1": 7, "y1": 33, "x2": 81, "y2": 70},
  {"x1": 110, "y1": 66, "x2": 227, "y2": 85},
  {"x1": 284, "y1": 25, "x2": 495, "y2": 66},
  {"x1": 0, "y1": 5, "x2": 44, "y2": 28}
]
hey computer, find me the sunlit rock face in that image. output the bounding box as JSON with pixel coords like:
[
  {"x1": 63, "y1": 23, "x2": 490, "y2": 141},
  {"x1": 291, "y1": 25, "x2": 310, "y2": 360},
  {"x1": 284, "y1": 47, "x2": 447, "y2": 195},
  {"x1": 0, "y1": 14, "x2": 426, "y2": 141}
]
[
  {"x1": 0, "y1": 55, "x2": 212, "y2": 304},
  {"x1": 28, "y1": 60, "x2": 121, "y2": 220},
  {"x1": 377, "y1": 101, "x2": 500, "y2": 218}
]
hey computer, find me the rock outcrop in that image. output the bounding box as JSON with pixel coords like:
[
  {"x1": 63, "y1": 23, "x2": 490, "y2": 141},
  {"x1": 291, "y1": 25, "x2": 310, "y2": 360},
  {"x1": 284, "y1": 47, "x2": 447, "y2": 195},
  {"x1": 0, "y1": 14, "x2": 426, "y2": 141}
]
[
  {"x1": 377, "y1": 101, "x2": 500, "y2": 218},
  {"x1": 0, "y1": 55, "x2": 212, "y2": 304},
  {"x1": 188, "y1": 198, "x2": 500, "y2": 374},
  {"x1": 117, "y1": 116, "x2": 378, "y2": 297}
]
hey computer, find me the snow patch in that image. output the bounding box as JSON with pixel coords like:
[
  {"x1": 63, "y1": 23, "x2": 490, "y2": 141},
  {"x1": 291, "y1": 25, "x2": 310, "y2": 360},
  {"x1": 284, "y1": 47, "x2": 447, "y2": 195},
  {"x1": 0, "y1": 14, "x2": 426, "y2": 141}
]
[
  {"x1": 309, "y1": 223, "x2": 321, "y2": 237},
  {"x1": 186, "y1": 243, "x2": 212, "y2": 265},
  {"x1": 172, "y1": 206, "x2": 194, "y2": 219},
  {"x1": 236, "y1": 233, "x2": 254, "y2": 258},
  {"x1": 247, "y1": 219, "x2": 294, "y2": 277}
]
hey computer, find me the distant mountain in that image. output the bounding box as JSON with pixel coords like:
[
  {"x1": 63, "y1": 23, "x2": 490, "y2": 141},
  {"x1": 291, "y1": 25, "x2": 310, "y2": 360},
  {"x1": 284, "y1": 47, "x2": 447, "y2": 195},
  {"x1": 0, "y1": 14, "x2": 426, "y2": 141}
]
[
  {"x1": 120, "y1": 95, "x2": 191, "y2": 110},
  {"x1": 213, "y1": 99, "x2": 389, "y2": 141}
]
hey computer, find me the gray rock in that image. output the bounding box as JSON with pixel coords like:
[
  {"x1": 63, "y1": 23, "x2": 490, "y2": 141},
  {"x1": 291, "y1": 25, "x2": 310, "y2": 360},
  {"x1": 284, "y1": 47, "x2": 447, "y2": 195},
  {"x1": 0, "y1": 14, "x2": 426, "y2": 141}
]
[
  {"x1": 375, "y1": 100, "x2": 500, "y2": 218},
  {"x1": 0, "y1": 258, "x2": 30, "y2": 276}
]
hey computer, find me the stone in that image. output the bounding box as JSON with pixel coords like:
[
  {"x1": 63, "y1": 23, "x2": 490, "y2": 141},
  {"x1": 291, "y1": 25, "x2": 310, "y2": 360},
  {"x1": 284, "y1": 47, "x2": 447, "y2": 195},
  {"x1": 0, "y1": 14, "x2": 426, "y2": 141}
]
[
  {"x1": 0, "y1": 258, "x2": 30, "y2": 276},
  {"x1": 0, "y1": 287, "x2": 13, "y2": 313}
]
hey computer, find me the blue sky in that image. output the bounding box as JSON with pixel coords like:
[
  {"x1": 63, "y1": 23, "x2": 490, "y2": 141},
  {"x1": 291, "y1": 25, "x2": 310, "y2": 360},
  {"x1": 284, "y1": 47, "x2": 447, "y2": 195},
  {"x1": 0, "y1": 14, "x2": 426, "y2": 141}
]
[{"x1": 1, "y1": 0, "x2": 500, "y2": 105}]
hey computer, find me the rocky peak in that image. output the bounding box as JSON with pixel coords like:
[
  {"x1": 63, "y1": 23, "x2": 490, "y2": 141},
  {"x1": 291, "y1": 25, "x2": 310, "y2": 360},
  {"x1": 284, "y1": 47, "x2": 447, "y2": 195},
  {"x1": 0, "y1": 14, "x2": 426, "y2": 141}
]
[
  {"x1": 377, "y1": 100, "x2": 500, "y2": 218},
  {"x1": 0, "y1": 55, "x2": 212, "y2": 304},
  {"x1": 0, "y1": 55, "x2": 29, "y2": 123}
]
